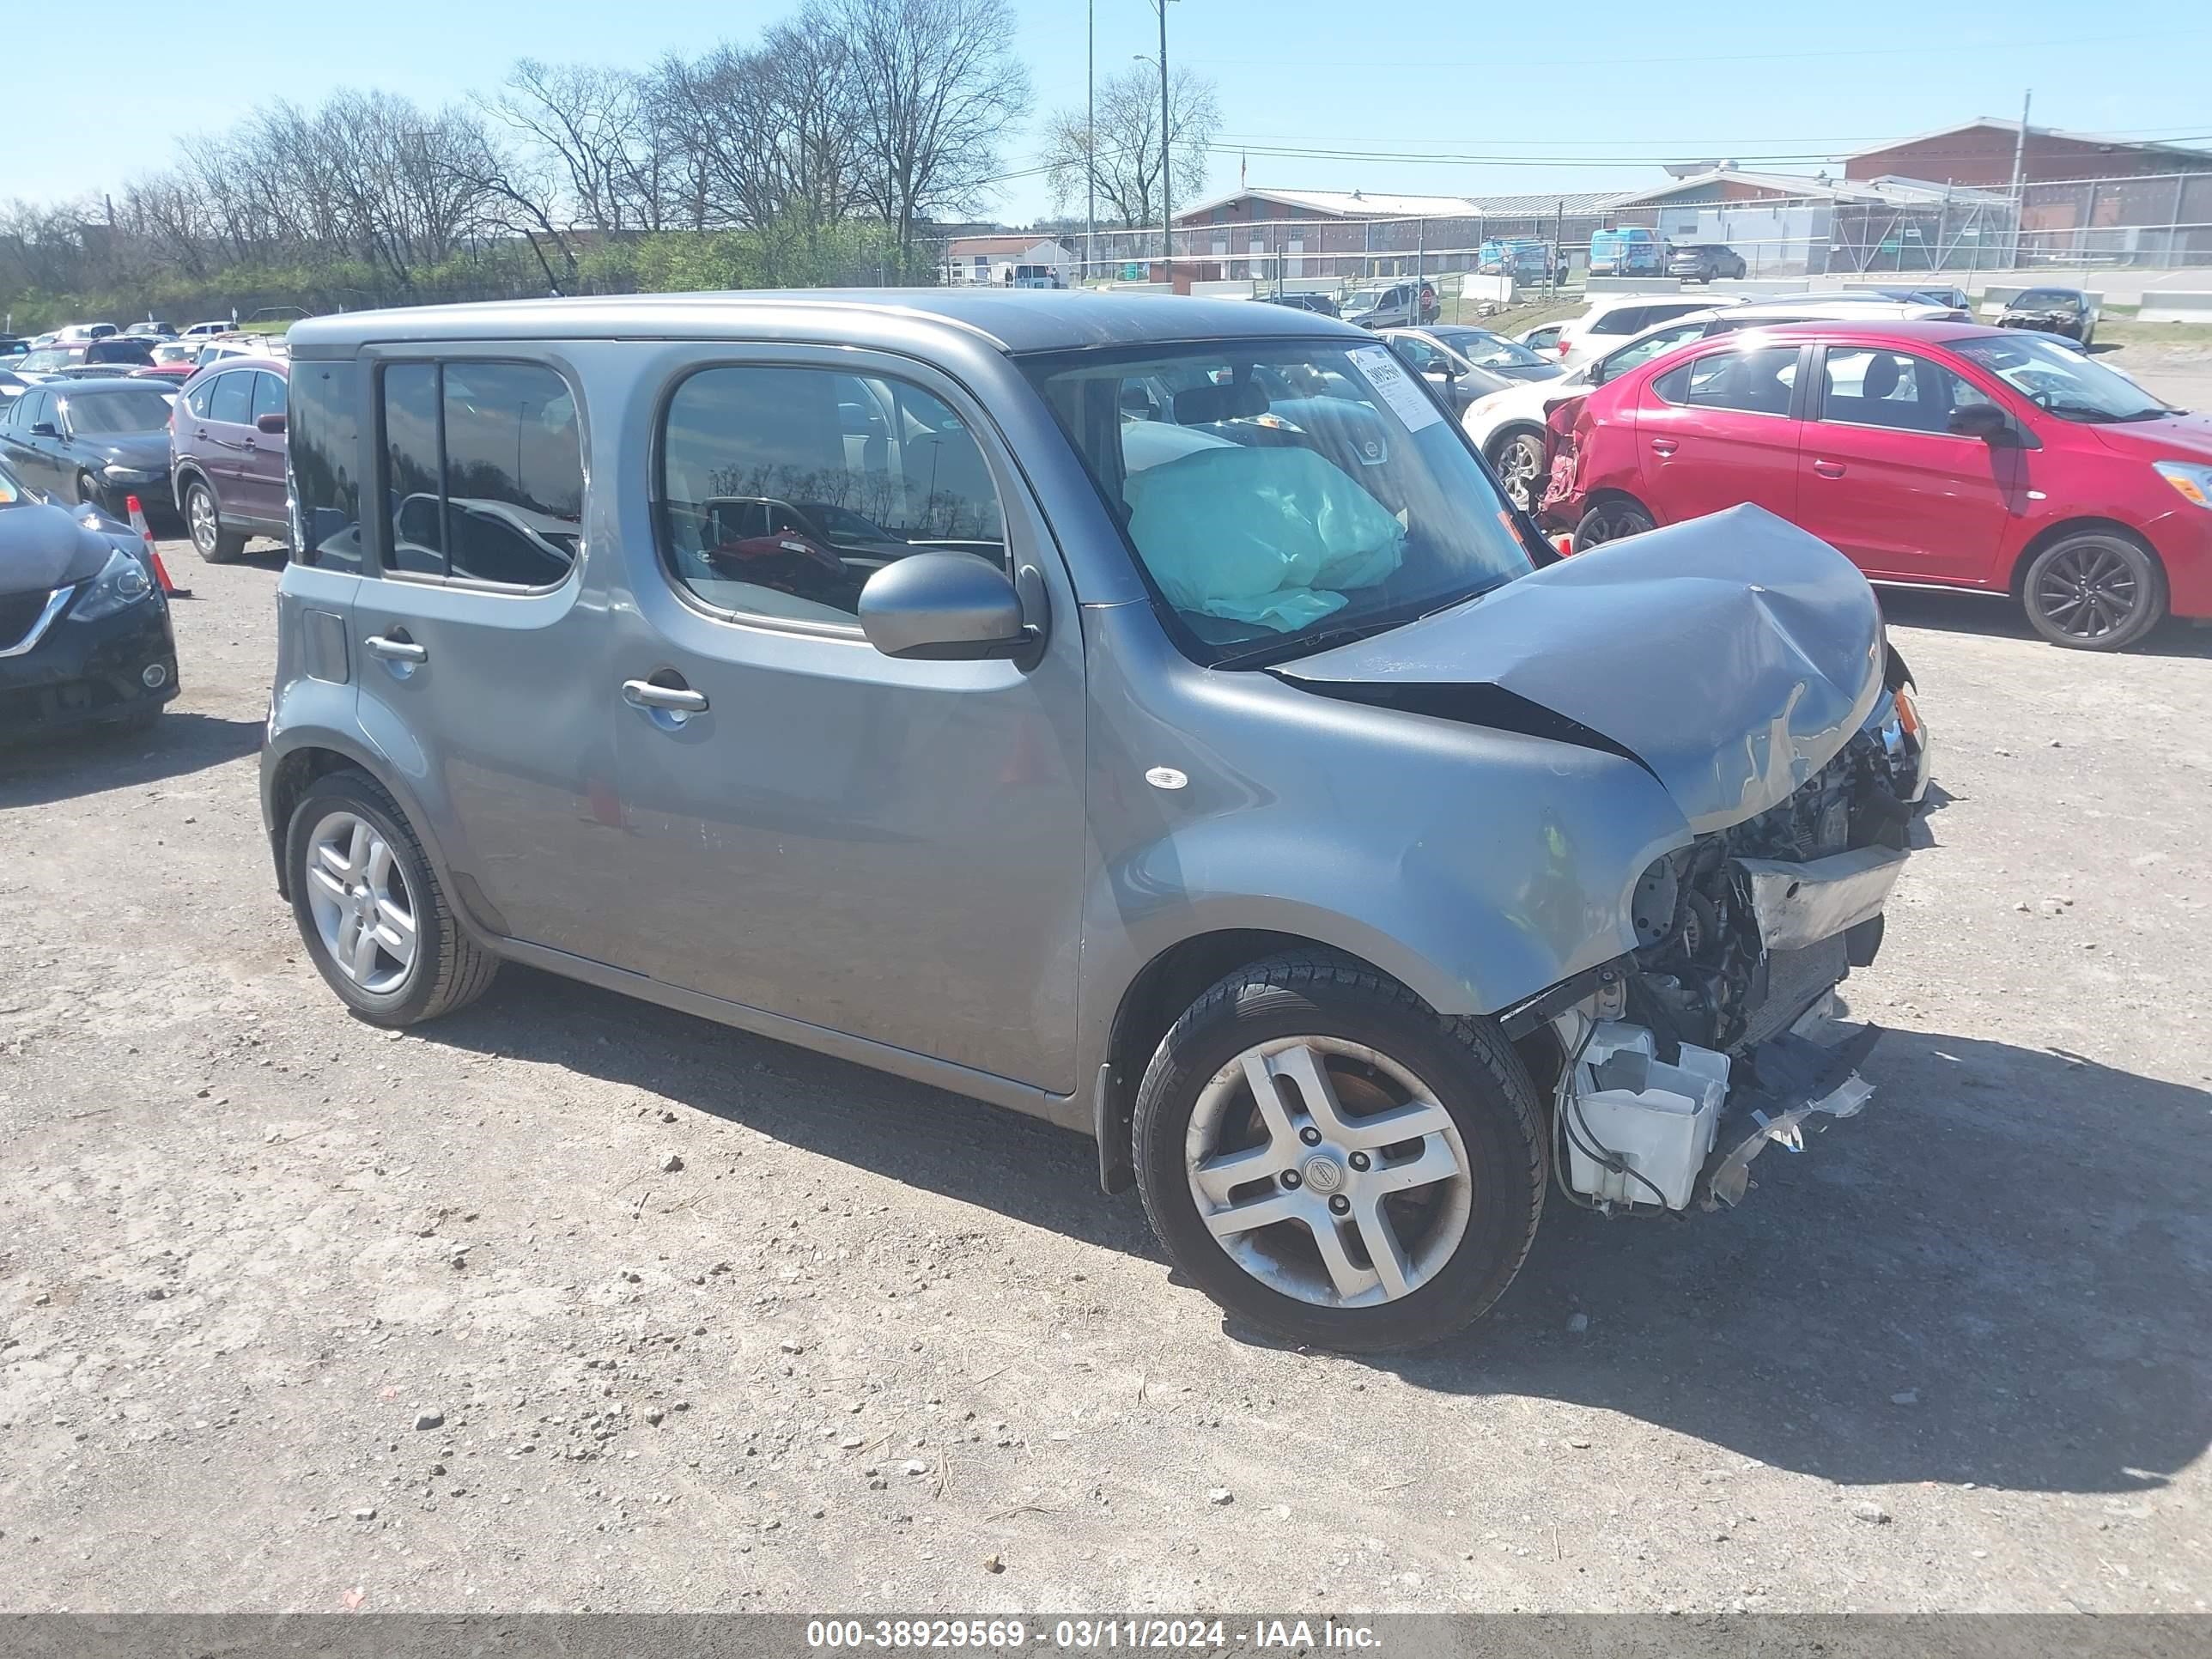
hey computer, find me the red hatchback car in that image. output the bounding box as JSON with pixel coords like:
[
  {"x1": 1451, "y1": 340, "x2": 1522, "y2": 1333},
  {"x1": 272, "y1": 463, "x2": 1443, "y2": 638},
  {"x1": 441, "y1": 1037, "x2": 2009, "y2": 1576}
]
[{"x1": 1547, "y1": 320, "x2": 2212, "y2": 650}]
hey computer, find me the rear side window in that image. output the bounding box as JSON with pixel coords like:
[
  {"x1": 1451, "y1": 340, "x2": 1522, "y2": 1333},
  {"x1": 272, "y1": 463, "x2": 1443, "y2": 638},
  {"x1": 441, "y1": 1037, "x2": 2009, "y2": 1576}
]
[
  {"x1": 1589, "y1": 307, "x2": 1647, "y2": 336},
  {"x1": 658, "y1": 366, "x2": 1006, "y2": 629},
  {"x1": 376, "y1": 360, "x2": 583, "y2": 588},
  {"x1": 1653, "y1": 345, "x2": 1802, "y2": 416},
  {"x1": 209, "y1": 373, "x2": 252, "y2": 424},
  {"x1": 289, "y1": 361, "x2": 362, "y2": 570}
]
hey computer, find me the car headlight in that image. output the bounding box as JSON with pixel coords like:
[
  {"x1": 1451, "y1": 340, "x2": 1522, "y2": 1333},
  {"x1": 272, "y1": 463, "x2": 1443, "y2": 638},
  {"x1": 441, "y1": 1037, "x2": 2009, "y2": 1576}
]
[
  {"x1": 68, "y1": 544, "x2": 156, "y2": 622},
  {"x1": 2154, "y1": 460, "x2": 2212, "y2": 509}
]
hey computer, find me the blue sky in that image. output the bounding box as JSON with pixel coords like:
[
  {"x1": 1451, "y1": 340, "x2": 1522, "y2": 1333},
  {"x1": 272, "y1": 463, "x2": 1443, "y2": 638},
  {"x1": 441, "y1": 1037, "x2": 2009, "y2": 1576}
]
[{"x1": 14, "y1": 0, "x2": 2209, "y2": 222}]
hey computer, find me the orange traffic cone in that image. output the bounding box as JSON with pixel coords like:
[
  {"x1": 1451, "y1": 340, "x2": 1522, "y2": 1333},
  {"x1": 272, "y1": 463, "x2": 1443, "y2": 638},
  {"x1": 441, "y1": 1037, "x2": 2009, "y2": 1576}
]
[{"x1": 126, "y1": 495, "x2": 189, "y2": 598}]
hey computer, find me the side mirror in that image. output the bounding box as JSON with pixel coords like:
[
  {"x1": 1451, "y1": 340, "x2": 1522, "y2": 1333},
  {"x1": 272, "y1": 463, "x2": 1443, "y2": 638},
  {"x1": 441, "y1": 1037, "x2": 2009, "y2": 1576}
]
[
  {"x1": 858, "y1": 552, "x2": 1036, "y2": 662},
  {"x1": 29, "y1": 421, "x2": 58, "y2": 438},
  {"x1": 256, "y1": 412, "x2": 287, "y2": 434},
  {"x1": 1947, "y1": 403, "x2": 2013, "y2": 443}
]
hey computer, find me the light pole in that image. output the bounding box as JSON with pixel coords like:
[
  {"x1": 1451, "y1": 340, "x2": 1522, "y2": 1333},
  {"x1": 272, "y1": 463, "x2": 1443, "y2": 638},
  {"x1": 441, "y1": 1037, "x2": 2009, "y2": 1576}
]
[
  {"x1": 1086, "y1": 0, "x2": 1096, "y2": 283},
  {"x1": 1142, "y1": 0, "x2": 1176, "y2": 278}
]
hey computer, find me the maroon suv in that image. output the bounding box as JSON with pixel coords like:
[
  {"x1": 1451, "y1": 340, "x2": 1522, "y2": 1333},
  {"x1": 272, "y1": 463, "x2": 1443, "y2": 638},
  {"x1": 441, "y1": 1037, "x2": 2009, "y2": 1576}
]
[{"x1": 169, "y1": 355, "x2": 288, "y2": 562}]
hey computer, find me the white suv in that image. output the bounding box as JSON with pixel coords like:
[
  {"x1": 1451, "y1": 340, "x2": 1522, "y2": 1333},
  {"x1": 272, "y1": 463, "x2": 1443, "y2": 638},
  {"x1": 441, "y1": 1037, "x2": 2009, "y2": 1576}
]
[{"x1": 1551, "y1": 294, "x2": 1747, "y2": 368}]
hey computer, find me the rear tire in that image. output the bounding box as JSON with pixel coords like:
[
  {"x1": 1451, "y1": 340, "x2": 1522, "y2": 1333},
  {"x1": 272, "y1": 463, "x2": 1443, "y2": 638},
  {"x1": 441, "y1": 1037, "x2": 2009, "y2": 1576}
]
[
  {"x1": 185, "y1": 478, "x2": 246, "y2": 564},
  {"x1": 1572, "y1": 496, "x2": 1656, "y2": 551},
  {"x1": 1131, "y1": 951, "x2": 1546, "y2": 1352},
  {"x1": 285, "y1": 768, "x2": 499, "y2": 1026},
  {"x1": 2021, "y1": 531, "x2": 2165, "y2": 651}
]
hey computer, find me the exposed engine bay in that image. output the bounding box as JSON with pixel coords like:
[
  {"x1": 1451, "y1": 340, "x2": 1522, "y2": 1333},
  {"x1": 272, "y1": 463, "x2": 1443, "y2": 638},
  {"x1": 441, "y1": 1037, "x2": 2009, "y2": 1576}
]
[
  {"x1": 1542, "y1": 675, "x2": 1932, "y2": 1214},
  {"x1": 1625, "y1": 692, "x2": 1927, "y2": 1060}
]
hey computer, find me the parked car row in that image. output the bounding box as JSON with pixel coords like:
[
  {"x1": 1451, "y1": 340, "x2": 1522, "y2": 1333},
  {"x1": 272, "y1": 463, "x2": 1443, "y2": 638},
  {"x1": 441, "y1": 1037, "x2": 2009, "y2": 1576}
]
[{"x1": 0, "y1": 346, "x2": 291, "y2": 562}]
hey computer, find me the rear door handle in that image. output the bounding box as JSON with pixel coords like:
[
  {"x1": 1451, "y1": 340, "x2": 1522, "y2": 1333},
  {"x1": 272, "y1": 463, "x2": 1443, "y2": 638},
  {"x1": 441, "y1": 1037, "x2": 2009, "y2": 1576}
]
[
  {"x1": 1650, "y1": 438, "x2": 1678, "y2": 456},
  {"x1": 365, "y1": 634, "x2": 428, "y2": 664},
  {"x1": 1813, "y1": 459, "x2": 1845, "y2": 478},
  {"x1": 623, "y1": 679, "x2": 708, "y2": 714}
]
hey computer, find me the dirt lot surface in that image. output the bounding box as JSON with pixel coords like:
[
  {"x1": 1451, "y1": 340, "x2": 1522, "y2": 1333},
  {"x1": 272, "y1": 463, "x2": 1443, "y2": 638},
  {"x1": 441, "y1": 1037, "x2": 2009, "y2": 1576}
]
[{"x1": 3, "y1": 343, "x2": 2209, "y2": 1616}]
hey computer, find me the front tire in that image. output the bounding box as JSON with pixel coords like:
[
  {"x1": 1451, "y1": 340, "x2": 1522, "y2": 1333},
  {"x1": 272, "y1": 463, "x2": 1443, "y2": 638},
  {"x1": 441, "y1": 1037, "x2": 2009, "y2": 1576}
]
[
  {"x1": 285, "y1": 769, "x2": 499, "y2": 1026},
  {"x1": 1131, "y1": 951, "x2": 1546, "y2": 1352},
  {"x1": 1488, "y1": 430, "x2": 1547, "y2": 514},
  {"x1": 185, "y1": 478, "x2": 246, "y2": 564},
  {"x1": 2021, "y1": 532, "x2": 2166, "y2": 651},
  {"x1": 1572, "y1": 496, "x2": 1656, "y2": 551}
]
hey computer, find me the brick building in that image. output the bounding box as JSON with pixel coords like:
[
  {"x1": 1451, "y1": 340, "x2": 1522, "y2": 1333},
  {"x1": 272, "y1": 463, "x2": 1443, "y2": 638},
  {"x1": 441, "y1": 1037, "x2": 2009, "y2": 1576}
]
[{"x1": 1843, "y1": 119, "x2": 2212, "y2": 187}]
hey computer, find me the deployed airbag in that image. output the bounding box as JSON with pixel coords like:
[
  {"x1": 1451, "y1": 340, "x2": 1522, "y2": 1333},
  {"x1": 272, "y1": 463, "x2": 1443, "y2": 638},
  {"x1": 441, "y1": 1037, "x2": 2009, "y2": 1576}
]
[{"x1": 1124, "y1": 446, "x2": 1406, "y2": 632}]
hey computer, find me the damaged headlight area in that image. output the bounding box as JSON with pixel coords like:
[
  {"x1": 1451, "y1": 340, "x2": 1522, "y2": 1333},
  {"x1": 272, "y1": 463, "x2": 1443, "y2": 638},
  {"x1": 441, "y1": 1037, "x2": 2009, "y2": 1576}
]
[{"x1": 1536, "y1": 685, "x2": 1930, "y2": 1214}]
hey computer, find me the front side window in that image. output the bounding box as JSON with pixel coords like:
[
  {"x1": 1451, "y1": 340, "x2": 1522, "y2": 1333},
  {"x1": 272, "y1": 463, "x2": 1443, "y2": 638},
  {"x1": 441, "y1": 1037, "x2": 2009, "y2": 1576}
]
[
  {"x1": 1653, "y1": 344, "x2": 1802, "y2": 416},
  {"x1": 378, "y1": 360, "x2": 582, "y2": 586},
  {"x1": 1389, "y1": 337, "x2": 1440, "y2": 374},
  {"x1": 1024, "y1": 339, "x2": 1534, "y2": 666},
  {"x1": 1951, "y1": 333, "x2": 2171, "y2": 423},
  {"x1": 1818, "y1": 349, "x2": 1989, "y2": 434},
  {"x1": 2015, "y1": 289, "x2": 2083, "y2": 313},
  {"x1": 659, "y1": 366, "x2": 1006, "y2": 629},
  {"x1": 289, "y1": 360, "x2": 361, "y2": 570}
]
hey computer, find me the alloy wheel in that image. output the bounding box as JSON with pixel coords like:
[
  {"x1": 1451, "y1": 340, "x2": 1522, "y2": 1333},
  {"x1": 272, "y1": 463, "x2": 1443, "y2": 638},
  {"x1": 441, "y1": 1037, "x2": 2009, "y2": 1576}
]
[
  {"x1": 1184, "y1": 1036, "x2": 1472, "y2": 1309},
  {"x1": 303, "y1": 811, "x2": 419, "y2": 995},
  {"x1": 1574, "y1": 500, "x2": 1653, "y2": 550},
  {"x1": 1494, "y1": 436, "x2": 1542, "y2": 512},
  {"x1": 2033, "y1": 539, "x2": 2144, "y2": 643},
  {"x1": 188, "y1": 486, "x2": 218, "y2": 556}
]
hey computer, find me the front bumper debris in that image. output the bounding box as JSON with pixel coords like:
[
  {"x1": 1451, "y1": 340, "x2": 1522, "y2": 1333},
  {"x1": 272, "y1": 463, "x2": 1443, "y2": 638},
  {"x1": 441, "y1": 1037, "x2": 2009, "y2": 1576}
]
[
  {"x1": 1735, "y1": 846, "x2": 1909, "y2": 951},
  {"x1": 1700, "y1": 999, "x2": 1881, "y2": 1208}
]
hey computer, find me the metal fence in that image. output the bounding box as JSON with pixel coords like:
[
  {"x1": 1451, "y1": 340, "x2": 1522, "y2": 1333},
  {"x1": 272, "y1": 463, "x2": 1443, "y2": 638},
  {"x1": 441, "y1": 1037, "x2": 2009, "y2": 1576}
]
[{"x1": 1042, "y1": 170, "x2": 2212, "y2": 294}]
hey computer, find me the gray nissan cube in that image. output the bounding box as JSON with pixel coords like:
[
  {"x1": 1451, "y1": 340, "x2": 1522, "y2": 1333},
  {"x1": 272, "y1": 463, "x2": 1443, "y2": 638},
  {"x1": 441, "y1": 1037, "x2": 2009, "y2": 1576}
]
[{"x1": 263, "y1": 291, "x2": 1930, "y2": 1351}]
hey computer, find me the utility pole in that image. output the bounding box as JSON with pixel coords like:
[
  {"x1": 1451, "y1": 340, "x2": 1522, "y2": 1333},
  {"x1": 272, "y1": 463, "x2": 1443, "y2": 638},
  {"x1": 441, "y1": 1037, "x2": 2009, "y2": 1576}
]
[
  {"x1": 2007, "y1": 88, "x2": 2032, "y2": 269},
  {"x1": 1157, "y1": 0, "x2": 1173, "y2": 278},
  {"x1": 1086, "y1": 0, "x2": 1096, "y2": 284}
]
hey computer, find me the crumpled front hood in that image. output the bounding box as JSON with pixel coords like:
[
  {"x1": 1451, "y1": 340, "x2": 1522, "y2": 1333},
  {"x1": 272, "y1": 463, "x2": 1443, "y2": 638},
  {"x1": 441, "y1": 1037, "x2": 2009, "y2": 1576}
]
[
  {"x1": 1281, "y1": 505, "x2": 1887, "y2": 834},
  {"x1": 0, "y1": 503, "x2": 125, "y2": 598}
]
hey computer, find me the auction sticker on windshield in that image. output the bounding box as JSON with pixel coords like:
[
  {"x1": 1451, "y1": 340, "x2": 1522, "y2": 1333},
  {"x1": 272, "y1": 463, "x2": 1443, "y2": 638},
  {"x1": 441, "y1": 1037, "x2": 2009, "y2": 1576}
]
[{"x1": 1349, "y1": 344, "x2": 1443, "y2": 433}]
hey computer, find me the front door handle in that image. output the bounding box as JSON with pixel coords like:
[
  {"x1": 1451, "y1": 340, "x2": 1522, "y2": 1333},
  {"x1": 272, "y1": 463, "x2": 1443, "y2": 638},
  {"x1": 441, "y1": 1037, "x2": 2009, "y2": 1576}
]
[
  {"x1": 623, "y1": 678, "x2": 708, "y2": 714},
  {"x1": 1812, "y1": 459, "x2": 1845, "y2": 478},
  {"x1": 1650, "y1": 438, "x2": 1678, "y2": 457},
  {"x1": 365, "y1": 634, "x2": 428, "y2": 664}
]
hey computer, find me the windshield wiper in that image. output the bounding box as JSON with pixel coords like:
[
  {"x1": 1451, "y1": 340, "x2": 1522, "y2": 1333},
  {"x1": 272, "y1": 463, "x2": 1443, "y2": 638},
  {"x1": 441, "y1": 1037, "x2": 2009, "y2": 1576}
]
[{"x1": 1209, "y1": 616, "x2": 1410, "y2": 672}]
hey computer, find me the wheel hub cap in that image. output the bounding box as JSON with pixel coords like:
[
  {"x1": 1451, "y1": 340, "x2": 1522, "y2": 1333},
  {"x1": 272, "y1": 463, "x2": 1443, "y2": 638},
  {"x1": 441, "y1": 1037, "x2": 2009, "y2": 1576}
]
[
  {"x1": 303, "y1": 811, "x2": 419, "y2": 995},
  {"x1": 1185, "y1": 1036, "x2": 1473, "y2": 1310}
]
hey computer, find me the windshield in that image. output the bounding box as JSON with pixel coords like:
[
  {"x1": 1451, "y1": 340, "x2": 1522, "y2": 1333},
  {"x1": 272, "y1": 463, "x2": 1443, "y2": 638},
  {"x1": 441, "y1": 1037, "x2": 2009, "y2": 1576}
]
[
  {"x1": 1023, "y1": 340, "x2": 1535, "y2": 667},
  {"x1": 17, "y1": 349, "x2": 76, "y2": 372},
  {"x1": 1430, "y1": 327, "x2": 1543, "y2": 370},
  {"x1": 2014, "y1": 289, "x2": 2083, "y2": 311},
  {"x1": 1952, "y1": 334, "x2": 2173, "y2": 423},
  {"x1": 61, "y1": 389, "x2": 173, "y2": 434}
]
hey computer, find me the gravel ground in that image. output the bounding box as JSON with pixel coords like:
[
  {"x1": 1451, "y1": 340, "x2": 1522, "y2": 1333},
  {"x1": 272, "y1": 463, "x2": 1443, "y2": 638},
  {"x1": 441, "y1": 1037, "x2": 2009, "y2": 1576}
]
[{"x1": 1, "y1": 343, "x2": 2208, "y2": 1617}]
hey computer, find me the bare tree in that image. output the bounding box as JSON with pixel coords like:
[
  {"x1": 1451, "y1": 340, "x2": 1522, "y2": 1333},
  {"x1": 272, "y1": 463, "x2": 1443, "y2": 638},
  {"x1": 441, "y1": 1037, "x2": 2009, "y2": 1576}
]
[
  {"x1": 837, "y1": 0, "x2": 1030, "y2": 271},
  {"x1": 1041, "y1": 64, "x2": 1218, "y2": 231},
  {"x1": 483, "y1": 60, "x2": 661, "y2": 233}
]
